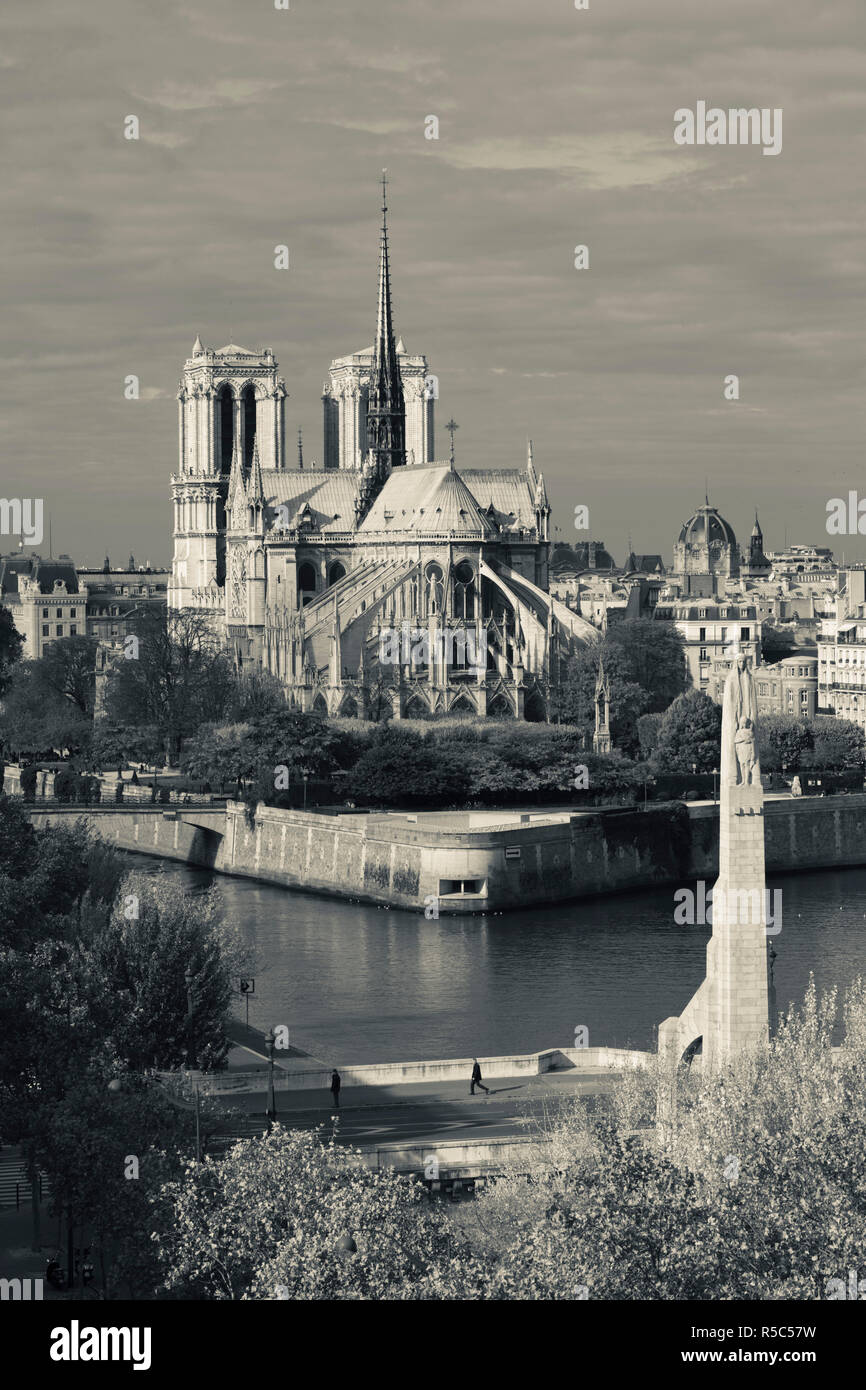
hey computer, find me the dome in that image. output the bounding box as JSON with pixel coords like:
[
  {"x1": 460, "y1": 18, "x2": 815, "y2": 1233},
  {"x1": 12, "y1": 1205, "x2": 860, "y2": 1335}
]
[{"x1": 677, "y1": 505, "x2": 738, "y2": 551}]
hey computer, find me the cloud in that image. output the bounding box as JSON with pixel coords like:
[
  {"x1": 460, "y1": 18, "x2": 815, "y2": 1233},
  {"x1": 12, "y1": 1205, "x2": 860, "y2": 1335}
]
[
  {"x1": 133, "y1": 78, "x2": 286, "y2": 112},
  {"x1": 433, "y1": 133, "x2": 707, "y2": 190}
]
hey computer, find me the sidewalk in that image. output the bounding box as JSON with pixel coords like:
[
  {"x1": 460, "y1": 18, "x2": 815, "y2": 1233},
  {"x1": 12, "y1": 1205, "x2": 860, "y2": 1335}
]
[{"x1": 214, "y1": 1067, "x2": 619, "y2": 1116}]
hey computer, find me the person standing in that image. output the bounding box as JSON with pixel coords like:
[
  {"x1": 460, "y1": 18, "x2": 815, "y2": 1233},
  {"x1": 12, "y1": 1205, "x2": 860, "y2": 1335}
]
[
  {"x1": 330, "y1": 1068, "x2": 341, "y2": 1108},
  {"x1": 470, "y1": 1058, "x2": 489, "y2": 1096}
]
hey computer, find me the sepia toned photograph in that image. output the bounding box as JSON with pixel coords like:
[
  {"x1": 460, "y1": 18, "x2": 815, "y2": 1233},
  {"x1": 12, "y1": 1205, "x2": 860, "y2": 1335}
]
[{"x1": 0, "y1": 0, "x2": 864, "y2": 1363}]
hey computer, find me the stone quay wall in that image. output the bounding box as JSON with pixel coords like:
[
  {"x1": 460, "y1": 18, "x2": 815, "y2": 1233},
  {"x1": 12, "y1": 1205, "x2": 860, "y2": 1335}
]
[{"x1": 19, "y1": 793, "x2": 866, "y2": 913}]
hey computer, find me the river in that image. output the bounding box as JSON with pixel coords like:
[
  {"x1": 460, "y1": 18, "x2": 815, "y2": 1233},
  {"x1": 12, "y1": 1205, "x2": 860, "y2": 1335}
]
[{"x1": 128, "y1": 856, "x2": 865, "y2": 1064}]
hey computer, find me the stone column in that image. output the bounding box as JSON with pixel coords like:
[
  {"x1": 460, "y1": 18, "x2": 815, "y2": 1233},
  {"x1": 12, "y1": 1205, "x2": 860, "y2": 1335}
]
[{"x1": 177, "y1": 391, "x2": 186, "y2": 473}]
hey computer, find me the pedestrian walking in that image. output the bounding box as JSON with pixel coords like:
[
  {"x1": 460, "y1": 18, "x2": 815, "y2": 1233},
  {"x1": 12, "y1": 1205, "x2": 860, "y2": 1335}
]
[
  {"x1": 470, "y1": 1058, "x2": 489, "y2": 1096},
  {"x1": 330, "y1": 1068, "x2": 341, "y2": 1108}
]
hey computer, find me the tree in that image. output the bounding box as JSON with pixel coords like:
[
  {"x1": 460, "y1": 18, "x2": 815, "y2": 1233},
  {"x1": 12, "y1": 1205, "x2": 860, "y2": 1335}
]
[
  {"x1": 90, "y1": 723, "x2": 162, "y2": 771},
  {"x1": 88, "y1": 873, "x2": 235, "y2": 1072},
  {"x1": 651, "y1": 689, "x2": 722, "y2": 773},
  {"x1": 453, "y1": 978, "x2": 866, "y2": 1300},
  {"x1": 0, "y1": 604, "x2": 24, "y2": 695},
  {"x1": 153, "y1": 1126, "x2": 466, "y2": 1301},
  {"x1": 33, "y1": 635, "x2": 98, "y2": 716},
  {"x1": 345, "y1": 726, "x2": 470, "y2": 807},
  {"x1": 803, "y1": 717, "x2": 865, "y2": 771},
  {"x1": 606, "y1": 620, "x2": 689, "y2": 713},
  {"x1": 757, "y1": 715, "x2": 813, "y2": 773},
  {"x1": 636, "y1": 711, "x2": 664, "y2": 760},
  {"x1": 27, "y1": 1062, "x2": 198, "y2": 1299},
  {"x1": 555, "y1": 622, "x2": 687, "y2": 757},
  {"x1": 236, "y1": 709, "x2": 359, "y2": 804},
  {"x1": 761, "y1": 626, "x2": 798, "y2": 663},
  {"x1": 180, "y1": 723, "x2": 253, "y2": 790},
  {"x1": 103, "y1": 609, "x2": 235, "y2": 763},
  {"x1": 222, "y1": 668, "x2": 287, "y2": 723},
  {"x1": 0, "y1": 664, "x2": 92, "y2": 757},
  {"x1": 555, "y1": 647, "x2": 649, "y2": 754},
  {"x1": 0, "y1": 793, "x2": 36, "y2": 880}
]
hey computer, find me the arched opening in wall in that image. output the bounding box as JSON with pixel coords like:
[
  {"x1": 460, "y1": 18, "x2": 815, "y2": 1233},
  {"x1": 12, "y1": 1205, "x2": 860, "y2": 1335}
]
[
  {"x1": 453, "y1": 560, "x2": 476, "y2": 620},
  {"x1": 242, "y1": 383, "x2": 257, "y2": 473},
  {"x1": 298, "y1": 562, "x2": 317, "y2": 607},
  {"x1": 215, "y1": 384, "x2": 234, "y2": 587},
  {"x1": 524, "y1": 689, "x2": 547, "y2": 723},
  {"x1": 450, "y1": 693, "x2": 475, "y2": 715},
  {"x1": 329, "y1": 562, "x2": 346, "y2": 587},
  {"x1": 681, "y1": 1037, "x2": 702, "y2": 1067},
  {"x1": 340, "y1": 697, "x2": 358, "y2": 718},
  {"x1": 403, "y1": 695, "x2": 429, "y2": 720},
  {"x1": 313, "y1": 694, "x2": 328, "y2": 716},
  {"x1": 487, "y1": 693, "x2": 513, "y2": 719}
]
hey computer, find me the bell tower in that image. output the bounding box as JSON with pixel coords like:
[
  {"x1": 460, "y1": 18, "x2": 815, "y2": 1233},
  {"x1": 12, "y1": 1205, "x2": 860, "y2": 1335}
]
[{"x1": 168, "y1": 339, "x2": 287, "y2": 611}]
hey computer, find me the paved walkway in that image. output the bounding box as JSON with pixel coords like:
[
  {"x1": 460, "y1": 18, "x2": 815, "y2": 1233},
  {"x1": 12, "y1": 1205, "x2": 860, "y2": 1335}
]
[{"x1": 222, "y1": 1019, "x2": 619, "y2": 1117}]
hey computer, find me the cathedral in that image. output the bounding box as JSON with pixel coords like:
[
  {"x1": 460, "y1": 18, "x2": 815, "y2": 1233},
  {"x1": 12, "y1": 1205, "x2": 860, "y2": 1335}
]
[{"x1": 168, "y1": 182, "x2": 596, "y2": 720}]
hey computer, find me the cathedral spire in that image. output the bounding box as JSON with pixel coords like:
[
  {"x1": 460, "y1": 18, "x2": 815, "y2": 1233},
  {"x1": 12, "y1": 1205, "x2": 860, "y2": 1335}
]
[
  {"x1": 366, "y1": 171, "x2": 406, "y2": 476},
  {"x1": 248, "y1": 437, "x2": 264, "y2": 502}
]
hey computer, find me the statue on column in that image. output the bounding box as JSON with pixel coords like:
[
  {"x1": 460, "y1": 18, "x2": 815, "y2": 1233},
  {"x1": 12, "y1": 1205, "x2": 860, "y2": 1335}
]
[{"x1": 721, "y1": 652, "x2": 761, "y2": 788}]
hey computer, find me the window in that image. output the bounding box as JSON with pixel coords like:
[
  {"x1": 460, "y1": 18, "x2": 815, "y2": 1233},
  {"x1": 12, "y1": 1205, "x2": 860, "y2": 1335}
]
[
  {"x1": 298, "y1": 562, "x2": 317, "y2": 594},
  {"x1": 70, "y1": 625, "x2": 77, "y2": 636},
  {"x1": 56, "y1": 624, "x2": 63, "y2": 636},
  {"x1": 42, "y1": 624, "x2": 49, "y2": 636},
  {"x1": 56, "y1": 608, "x2": 62, "y2": 617},
  {"x1": 800, "y1": 690, "x2": 809, "y2": 705},
  {"x1": 438, "y1": 878, "x2": 486, "y2": 896},
  {"x1": 699, "y1": 647, "x2": 708, "y2": 662},
  {"x1": 759, "y1": 683, "x2": 768, "y2": 695},
  {"x1": 42, "y1": 607, "x2": 48, "y2": 618},
  {"x1": 740, "y1": 627, "x2": 750, "y2": 641},
  {"x1": 698, "y1": 626, "x2": 706, "y2": 642}
]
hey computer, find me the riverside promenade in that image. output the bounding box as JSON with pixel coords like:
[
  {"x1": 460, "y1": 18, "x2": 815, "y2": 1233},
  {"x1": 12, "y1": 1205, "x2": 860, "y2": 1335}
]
[{"x1": 196, "y1": 1022, "x2": 631, "y2": 1169}]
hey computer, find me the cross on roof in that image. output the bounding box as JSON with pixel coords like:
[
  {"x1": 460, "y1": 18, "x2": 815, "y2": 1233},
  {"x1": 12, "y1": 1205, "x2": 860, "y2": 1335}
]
[{"x1": 445, "y1": 418, "x2": 459, "y2": 463}]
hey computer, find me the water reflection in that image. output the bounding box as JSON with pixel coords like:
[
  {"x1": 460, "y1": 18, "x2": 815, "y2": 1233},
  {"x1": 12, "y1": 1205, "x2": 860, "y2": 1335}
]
[{"x1": 127, "y1": 856, "x2": 865, "y2": 1063}]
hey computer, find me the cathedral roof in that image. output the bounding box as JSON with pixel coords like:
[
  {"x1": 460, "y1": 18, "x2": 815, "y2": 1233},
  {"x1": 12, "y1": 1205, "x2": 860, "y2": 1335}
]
[
  {"x1": 459, "y1": 470, "x2": 540, "y2": 532},
  {"x1": 356, "y1": 463, "x2": 497, "y2": 536},
  {"x1": 264, "y1": 471, "x2": 359, "y2": 532},
  {"x1": 214, "y1": 343, "x2": 260, "y2": 357}
]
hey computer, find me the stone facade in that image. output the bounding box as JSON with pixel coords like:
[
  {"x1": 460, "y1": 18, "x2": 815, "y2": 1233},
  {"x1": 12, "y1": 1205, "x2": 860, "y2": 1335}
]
[{"x1": 167, "y1": 195, "x2": 598, "y2": 719}]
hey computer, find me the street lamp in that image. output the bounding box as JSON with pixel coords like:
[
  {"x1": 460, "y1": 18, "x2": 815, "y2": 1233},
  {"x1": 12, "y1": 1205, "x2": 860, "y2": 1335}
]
[
  {"x1": 264, "y1": 1027, "x2": 277, "y2": 1127},
  {"x1": 301, "y1": 768, "x2": 310, "y2": 811},
  {"x1": 712, "y1": 766, "x2": 719, "y2": 803}
]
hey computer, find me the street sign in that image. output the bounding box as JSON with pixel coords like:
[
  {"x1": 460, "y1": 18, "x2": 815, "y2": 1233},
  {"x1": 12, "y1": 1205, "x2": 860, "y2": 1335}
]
[{"x1": 505, "y1": 847, "x2": 521, "y2": 860}]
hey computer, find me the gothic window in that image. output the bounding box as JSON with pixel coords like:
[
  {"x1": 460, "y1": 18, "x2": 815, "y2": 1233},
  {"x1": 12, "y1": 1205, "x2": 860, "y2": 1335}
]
[
  {"x1": 298, "y1": 562, "x2": 317, "y2": 603},
  {"x1": 242, "y1": 383, "x2": 257, "y2": 473},
  {"x1": 453, "y1": 560, "x2": 476, "y2": 620},
  {"x1": 329, "y1": 562, "x2": 346, "y2": 586}
]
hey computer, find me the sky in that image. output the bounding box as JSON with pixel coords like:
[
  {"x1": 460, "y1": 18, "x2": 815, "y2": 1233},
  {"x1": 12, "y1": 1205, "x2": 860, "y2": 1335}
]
[{"x1": 1, "y1": 0, "x2": 864, "y2": 569}]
